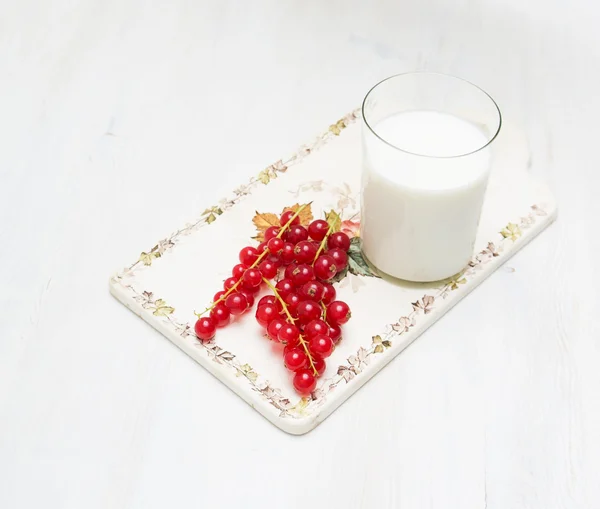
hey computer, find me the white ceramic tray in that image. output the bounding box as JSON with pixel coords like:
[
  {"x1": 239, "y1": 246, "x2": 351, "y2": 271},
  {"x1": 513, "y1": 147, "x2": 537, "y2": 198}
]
[{"x1": 110, "y1": 109, "x2": 557, "y2": 435}]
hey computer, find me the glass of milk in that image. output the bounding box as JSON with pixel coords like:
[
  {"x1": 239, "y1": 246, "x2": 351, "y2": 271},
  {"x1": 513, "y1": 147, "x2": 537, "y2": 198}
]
[{"x1": 361, "y1": 72, "x2": 502, "y2": 282}]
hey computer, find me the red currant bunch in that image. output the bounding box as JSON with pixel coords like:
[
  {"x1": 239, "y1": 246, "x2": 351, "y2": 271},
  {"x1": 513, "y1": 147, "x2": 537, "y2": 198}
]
[{"x1": 194, "y1": 205, "x2": 353, "y2": 396}]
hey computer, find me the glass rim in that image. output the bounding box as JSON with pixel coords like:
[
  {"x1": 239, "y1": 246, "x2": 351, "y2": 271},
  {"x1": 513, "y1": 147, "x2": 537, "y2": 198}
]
[{"x1": 361, "y1": 71, "x2": 502, "y2": 159}]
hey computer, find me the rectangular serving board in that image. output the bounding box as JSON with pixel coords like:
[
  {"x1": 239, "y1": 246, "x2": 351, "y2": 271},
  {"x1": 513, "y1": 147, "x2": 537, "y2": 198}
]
[{"x1": 110, "y1": 109, "x2": 557, "y2": 435}]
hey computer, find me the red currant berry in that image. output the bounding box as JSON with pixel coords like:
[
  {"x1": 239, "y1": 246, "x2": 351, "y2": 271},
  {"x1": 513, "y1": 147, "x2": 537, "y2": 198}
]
[
  {"x1": 308, "y1": 334, "x2": 334, "y2": 358},
  {"x1": 225, "y1": 292, "x2": 248, "y2": 315},
  {"x1": 242, "y1": 268, "x2": 262, "y2": 288},
  {"x1": 312, "y1": 356, "x2": 326, "y2": 376},
  {"x1": 300, "y1": 281, "x2": 325, "y2": 302},
  {"x1": 267, "y1": 253, "x2": 282, "y2": 268},
  {"x1": 304, "y1": 319, "x2": 329, "y2": 339},
  {"x1": 194, "y1": 316, "x2": 216, "y2": 341},
  {"x1": 255, "y1": 304, "x2": 279, "y2": 327},
  {"x1": 264, "y1": 226, "x2": 280, "y2": 241},
  {"x1": 258, "y1": 260, "x2": 278, "y2": 279},
  {"x1": 240, "y1": 280, "x2": 260, "y2": 294},
  {"x1": 284, "y1": 293, "x2": 301, "y2": 316},
  {"x1": 258, "y1": 295, "x2": 282, "y2": 311},
  {"x1": 286, "y1": 225, "x2": 309, "y2": 244},
  {"x1": 239, "y1": 246, "x2": 259, "y2": 266},
  {"x1": 280, "y1": 210, "x2": 300, "y2": 227},
  {"x1": 281, "y1": 242, "x2": 296, "y2": 265},
  {"x1": 257, "y1": 241, "x2": 268, "y2": 254},
  {"x1": 327, "y1": 232, "x2": 351, "y2": 251},
  {"x1": 291, "y1": 264, "x2": 315, "y2": 287},
  {"x1": 326, "y1": 300, "x2": 351, "y2": 325},
  {"x1": 294, "y1": 240, "x2": 318, "y2": 264},
  {"x1": 278, "y1": 322, "x2": 300, "y2": 345},
  {"x1": 283, "y1": 347, "x2": 308, "y2": 371},
  {"x1": 210, "y1": 304, "x2": 230, "y2": 328},
  {"x1": 213, "y1": 290, "x2": 226, "y2": 302},
  {"x1": 275, "y1": 278, "x2": 295, "y2": 298},
  {"x1": 267, "y1": 237, "x2": 284, "y2": 255},
  {"x1": 293, "y1": 369, "x2": 316, "y2": 395},
  {"x1": 241, "y1": 291, "x2": 255, "y2": 309},
  {"x1": 328, "y1": 323, "x2": 342, "y2": 342},
  {"x1": 328, "y1": 248, "x2": 348, "y2": 272},
  {"x1": 308, "y1": 219, "x2": 329, "y2": 241},
  {"x1": 284, "y1": 263, "x2": 298, "y2": 280},
  {"x1": 267, "y1": 318, "x2": 286, "y2": 341},
  {"x1": 321, "y1": 283, "x2": 336, "y2": 305},
  {"x1": 223, "y1": 276, "x2": 239, "y2": 292},
  {"x1": 313, "y1": 255, "x2": 337, "y2": 281},
  {"x1": 232, "y1": 264, "x2": 247, "y2": 279},
  {"x1": 296, "y1": 300, "x2": 322, "y2": 324}
]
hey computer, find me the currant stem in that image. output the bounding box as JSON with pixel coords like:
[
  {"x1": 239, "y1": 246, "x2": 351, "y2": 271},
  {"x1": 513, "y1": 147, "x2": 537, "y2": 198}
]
[
  {"x1": 313, "y1": 223, "x2": 335, "y2": 263},
  {"x1": 262, "y1": 277, "x2": 318, "y2": 376},
  {"x1": 195, "y1": 202, "x2": 312, "y2": 318}
]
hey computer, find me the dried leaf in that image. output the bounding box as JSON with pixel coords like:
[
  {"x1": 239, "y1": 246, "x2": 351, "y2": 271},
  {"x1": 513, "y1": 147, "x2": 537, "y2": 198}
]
[
  {"x1": 202, "y1": 206, "x2": 223, "y2": 217},
  {"x1": 139, "y1": 251, "x2": 158, "y2": 266},
  {"x1": 337, "y1": 365, "x2": 355, "y2": 382},
  {"x1": 374, "y1": 344, "x2": 384, "y2": 354},
  {"x1": 500, "y1": 223, "x2": 522, "y2": 241},
  {"x1": 152, "y1": 299, "x2": 175, "y2": 316},
  {"x1": 237, "y1": 363, "x2": 258, "y2": 382},
  {"x1": 450, "y1": 278, "x2": 467, "y2": 290},
  {"x1": 218, "y1": 351, "x2": 235, "y2": 362},
  {"x1": 257, "y1": 168, "x2": 274, "y2": 184},
  {"x1": 392, "y1": 316, "x2": 414, "y2": 333},
  {"x1": 357, "y1": 347, "x2": 368, "y2": 363},
  {"x1": 412, "y1": 295, "x2": 435, "y2": 313},
  {"x1": 156, "y1": 239, "x2": 174, "y2": 255},
  {"x1": 325, "y1": 210, "x2": 341, "y2": 232},
  {"x1": 382, "y1": 340, "x2": 392, "y2": 348},
  {"x1": 329, "y1": 119, "x2": 347, "y2": 136},
  {"x1": 252, "y1": 211, "x2": 280, "y2": 241},
  {"x1": 347, "y1": 237, "x2": 379, "y2": 278},
  {"x1": 234, "y1": 185, "x2": 250, "y2": 196},
  {"x1": 271, "y1": 160, "x2": 287, "y2": 173},
  {"x1": 372, "y1": 335, "x2": 382, "y2": 344},
  {"x1": 282, "y1": 203, "x2": 313, "y2": 226}
]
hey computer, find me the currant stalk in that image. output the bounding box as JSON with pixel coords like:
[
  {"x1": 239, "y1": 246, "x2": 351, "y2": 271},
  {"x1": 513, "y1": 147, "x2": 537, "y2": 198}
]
[
  {"x1": 195, "y1": 203, "x2": 312, "y2": 317},
  {"x1": 262, "y1": 277, "x2": 318, "y2": 376},
  {"x1": 312, "y1": 223, "x2": 336, "y2": 263}
]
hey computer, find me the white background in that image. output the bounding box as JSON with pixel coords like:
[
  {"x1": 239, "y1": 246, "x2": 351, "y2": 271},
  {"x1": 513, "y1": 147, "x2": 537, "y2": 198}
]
[{"x1": 1, "y1": 1, "x2": 598, "y2": 508}]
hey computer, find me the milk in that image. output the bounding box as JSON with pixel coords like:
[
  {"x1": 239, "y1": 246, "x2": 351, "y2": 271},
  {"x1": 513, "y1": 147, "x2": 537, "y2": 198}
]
[{"x1": 361, "y1": 110, "x2": 492, "y2": 282}]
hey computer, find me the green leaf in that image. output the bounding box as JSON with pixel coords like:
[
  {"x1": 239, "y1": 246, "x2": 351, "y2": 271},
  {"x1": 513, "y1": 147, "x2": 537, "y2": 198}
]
[
  {"x1": 347, "y1": 237, "x2": 380, "y2": 278},
  {"x1": 325, "y1": 210, "x2": 341, "y2": 232}
]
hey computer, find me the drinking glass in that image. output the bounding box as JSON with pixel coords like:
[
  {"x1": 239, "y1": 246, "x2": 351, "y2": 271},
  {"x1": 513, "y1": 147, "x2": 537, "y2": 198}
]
[{"x1": 361, "y1": 72, "x2": 502, "y2": 282}]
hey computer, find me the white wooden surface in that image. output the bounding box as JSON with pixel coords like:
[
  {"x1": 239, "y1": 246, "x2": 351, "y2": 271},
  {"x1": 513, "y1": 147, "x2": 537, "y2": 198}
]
[{"x1": 0, "y1": 0, "x2": 598, "y2": 507}]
